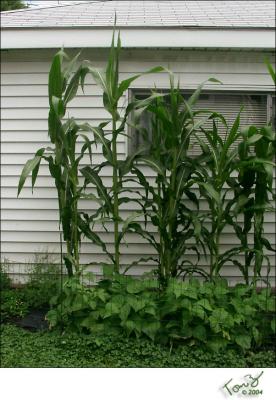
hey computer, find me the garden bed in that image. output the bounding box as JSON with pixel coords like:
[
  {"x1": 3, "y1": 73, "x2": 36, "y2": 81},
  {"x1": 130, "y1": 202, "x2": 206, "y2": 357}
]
[{"x1": 1, "y1": 324, "x2": 275, "y2": 368}]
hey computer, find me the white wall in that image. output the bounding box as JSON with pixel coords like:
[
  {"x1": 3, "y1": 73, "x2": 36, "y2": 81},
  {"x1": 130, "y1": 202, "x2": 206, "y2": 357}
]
[{"x1": 1, "y1": 48, "x2": 275, "y2": 284}]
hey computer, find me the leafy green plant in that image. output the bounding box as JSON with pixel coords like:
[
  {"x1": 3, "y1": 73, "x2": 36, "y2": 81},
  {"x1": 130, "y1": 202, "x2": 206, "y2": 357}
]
[
  {"x1": 47, "y1": 277, "x2": 275, "y2": 352},
  {"x1": 47, "y1": 273, "x2": 161, "y2": 340},
  {"x1": 130, "y1": 77, "x2": 221, "y2": 285},
  {"x1": 17, "y1": 50, "x2": 92, "y2": 277},
  {"x1": 0, "y1": 0, "x2": 27, "y2": 12},
  {"x1": 159, "y1": 278, "x2": 275, "y2": 352}
]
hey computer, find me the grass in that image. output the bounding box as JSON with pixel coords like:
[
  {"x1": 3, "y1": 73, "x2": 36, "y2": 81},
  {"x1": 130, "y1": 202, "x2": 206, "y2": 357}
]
[{"x1": 1, "y1": 324, "x2": 275, "y2": 368}]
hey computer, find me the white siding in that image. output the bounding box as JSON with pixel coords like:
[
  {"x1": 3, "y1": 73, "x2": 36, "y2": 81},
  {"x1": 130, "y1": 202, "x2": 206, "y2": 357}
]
[{"x1": 1, "y1": 48, "x2": 275, "y2": 284}]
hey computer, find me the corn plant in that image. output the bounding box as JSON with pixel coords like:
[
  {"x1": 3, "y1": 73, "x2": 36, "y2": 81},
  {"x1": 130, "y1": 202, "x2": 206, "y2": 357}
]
[
  {"x1": 129, "y1": 76, "x2": 222, "y2": 286},
  {"x1": 193, "y1": 112, "x2": 246, "y2": 278},
  {"x1": 78, "y1": 29, "x2": 164, "y2": 273},
  {"x1": 18, "y1": 50, "x2": 91, "y2": 277},
  {"x1": 229, "y1": 127, "x2": 256, "y2": 284},
  {"x1": 232, "y1": 125, "x2": 275, "y2": 284},
  {"x1": 253, "y1": 60, "x2": 276, "y2": 281},
  {"x1": 231, "y1": 61, "x2": 276, "y2": 284},
  {"x1": 197, "y1": 112, "x2": 275, "y2": 281}
]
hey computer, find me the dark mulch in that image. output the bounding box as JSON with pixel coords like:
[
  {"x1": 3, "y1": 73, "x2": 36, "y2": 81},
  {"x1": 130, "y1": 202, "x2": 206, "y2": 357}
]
[{"x1": 12, "y1": 309, "x2": 49, "y2": 332}]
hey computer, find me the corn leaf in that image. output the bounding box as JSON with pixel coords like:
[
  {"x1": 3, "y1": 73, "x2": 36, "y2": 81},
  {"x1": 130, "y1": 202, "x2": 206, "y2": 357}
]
[
  {"x1": 200, "y1": 183, "x2": 221, "y2": 204},
  {"x1": 48, "y1": 50, "x2": 64, "y2": 105},
  {"x1": 18, "y1": 151, "x2": 44, "y2": 196},
  {"x1": 117, "y1": 66, "x2": 164, "y2": 100},
  {"x1": 80, "y1": 166, "x2": 112, "y2": 211},
  {"x1": 64, "y1": 66, "x2": 82, "y2": 105},
  {"x1": 137, "y1": 156, "x2": 165, "y2": 177}
]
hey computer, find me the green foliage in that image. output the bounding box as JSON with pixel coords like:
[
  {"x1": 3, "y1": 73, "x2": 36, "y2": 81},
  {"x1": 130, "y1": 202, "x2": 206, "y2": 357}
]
[
  {"x1": 22, "y1": 254, "x2": 62, "y2": 309},
  {"x1": 0, "y1": 261, "x2": 29, "y2": 323},
  {"x1": 160, "y1": 279, "x2": 275, "y2": 351},
  {"x1": 0, "y1": 255, "x2": 62, "y2": 322},
  {"x1": 265, "y1": 58, "x2": 276, "y2": 85},
  {"x1": 130, "y1": 76, "x2": 221, "y2": 285},
  {"x1": 46, "y1": 277, "x2": 275, "y2": 352},
  {"x1": 17, "y1": 26, "x2": 274, "y2": 288},
  {"x1": 1, "y1": 290, "x2": 29, "y2": 323},
  {"x1": 47, "y1": 274, "x2": 160, "y2": 340},
  {"x1": 193, "y1": 112, "x2": 244, "y2": 277},
  {"x1": 0, "y1": 261, "x2": 11, "y2": 290},
  {"x1": 0, "y1": 0, "x2": 26, "y2": 12},
  {"x1": 1, "y1": 324, "x2": 275, "y2": 368},
  {"x1": 79, "y1": 29, "x2": 164, "y2": 274},
  {"x1": 17, "y1": 50, "x2": 93, "y2": 277},
  {"x1": 232, "y1": 125, "x2": 276, "y2": 284}
]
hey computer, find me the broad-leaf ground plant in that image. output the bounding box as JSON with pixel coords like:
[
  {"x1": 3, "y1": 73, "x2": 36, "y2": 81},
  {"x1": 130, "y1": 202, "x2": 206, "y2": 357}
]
[{"x1": 47, "y1": 275, "x2": 276, "y2": 352}]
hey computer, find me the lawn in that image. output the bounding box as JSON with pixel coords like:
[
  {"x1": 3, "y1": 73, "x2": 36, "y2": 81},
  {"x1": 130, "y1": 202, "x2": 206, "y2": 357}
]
[{"x1": 1, "y1": 324, "x2": 275, "y2": 368}]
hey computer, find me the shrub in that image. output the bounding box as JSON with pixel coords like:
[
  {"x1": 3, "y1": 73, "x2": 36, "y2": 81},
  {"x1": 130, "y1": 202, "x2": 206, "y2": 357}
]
[
  {"x1": 47, "y1": 276, "x2": 275, "y2": 352},
  {"x1": 0, "y1": 290, "x2": 29, "y2": 323},
  {"x1": 22, "y1": 255, "x2": 62, "y2": 309},
  {"x1": 0, "y1": 255, "x2": 62, "y2": 323}
]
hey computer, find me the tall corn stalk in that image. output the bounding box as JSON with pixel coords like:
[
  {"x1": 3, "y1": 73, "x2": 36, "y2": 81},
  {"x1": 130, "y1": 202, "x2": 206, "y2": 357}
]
[
  {"x1": 195, "y1": 112, "x2": 244, "y2": 278},
  {"x1": 18, "y1": 50, "x2": 91, "y2": 277},
  {"x1": 78, "y1": 30, "x2": 164, "y2": 273},
  {"x1": 234, "y1": 125, "x2": 275, "y2": 284},
  {"x1": 130, "y1": 76, "x2": 221, "y2": 286},
  {"x1": 198, "y1": 115, "x2": 275, "y2": 281},
  {"x1": 232, "y1": 61, "x2": 276, "y2": 284}
]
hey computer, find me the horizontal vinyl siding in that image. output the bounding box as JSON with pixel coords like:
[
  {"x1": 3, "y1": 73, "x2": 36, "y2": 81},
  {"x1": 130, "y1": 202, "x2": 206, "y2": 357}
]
[{"x1": 1, "y1": 48, "x2": 275, "y2": 283}]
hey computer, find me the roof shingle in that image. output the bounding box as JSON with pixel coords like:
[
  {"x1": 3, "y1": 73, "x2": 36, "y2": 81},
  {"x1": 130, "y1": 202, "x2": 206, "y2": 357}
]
[{"x1": 1, "y1": 0, "x2": 275, "y2": 29}]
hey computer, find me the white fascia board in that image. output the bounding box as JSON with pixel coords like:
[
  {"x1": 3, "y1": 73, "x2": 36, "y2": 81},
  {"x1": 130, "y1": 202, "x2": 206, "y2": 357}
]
[{"x1": 1, "y1": 27, "x2": 275, "y2": 50}]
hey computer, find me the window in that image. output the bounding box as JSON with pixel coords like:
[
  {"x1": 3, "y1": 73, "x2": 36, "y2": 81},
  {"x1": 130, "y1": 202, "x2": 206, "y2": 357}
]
[
  {"x1": 268, "y1": 95, "x2": 275, "y2": 131},
  {"x1": 128, "y1": 91, "x2": 269, "y2": 156}
]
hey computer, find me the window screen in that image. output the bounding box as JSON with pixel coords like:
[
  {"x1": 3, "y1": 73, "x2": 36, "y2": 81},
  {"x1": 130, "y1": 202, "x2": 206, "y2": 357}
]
[{"x1": 128, "y1": 92, "x2": 269, "y2": 156}]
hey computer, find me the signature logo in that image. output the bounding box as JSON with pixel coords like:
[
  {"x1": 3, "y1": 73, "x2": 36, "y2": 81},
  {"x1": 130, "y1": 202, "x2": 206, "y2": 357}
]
[{"x1": 222, "y1": 371, "x2": 264, "y2": 396}]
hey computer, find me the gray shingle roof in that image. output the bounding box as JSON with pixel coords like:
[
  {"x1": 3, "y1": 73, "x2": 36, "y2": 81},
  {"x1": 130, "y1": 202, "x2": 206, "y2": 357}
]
[{"x1": 1, "y1": 0, "x2": 275, "y2": 29}]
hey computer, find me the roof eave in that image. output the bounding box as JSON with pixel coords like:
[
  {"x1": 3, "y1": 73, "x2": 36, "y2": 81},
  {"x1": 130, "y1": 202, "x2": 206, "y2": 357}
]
[
  {"x1": 1, "y1": 27, "x2": 275, "y2": 50},
  {"x1": 2, "y1": 25, "x2": 275, "y2": 30}
]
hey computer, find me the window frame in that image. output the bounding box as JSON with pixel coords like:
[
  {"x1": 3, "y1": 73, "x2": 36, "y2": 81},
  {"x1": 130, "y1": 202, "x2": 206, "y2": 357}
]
[
  {"x1": 267, "y1": 94, "x2": 275, "y2": 130},
  {"x1": 126, "y1": 88, "x2": 274, "y2": 157}
]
